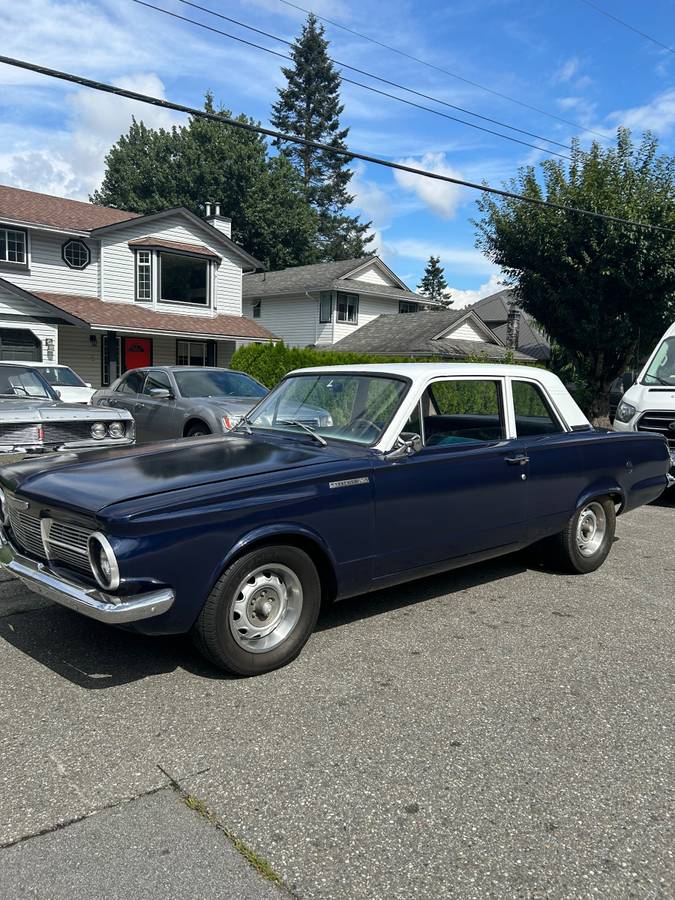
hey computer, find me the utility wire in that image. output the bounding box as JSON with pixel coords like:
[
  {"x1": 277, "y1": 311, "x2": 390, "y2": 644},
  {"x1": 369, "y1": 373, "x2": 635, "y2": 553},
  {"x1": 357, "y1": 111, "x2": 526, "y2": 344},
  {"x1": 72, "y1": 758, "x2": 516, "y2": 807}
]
[
  {"x1": 1, "y1": 53, "x2": 673, "y2": 236},
  {"x1": 578, "y1": 0, "x2": 675, "y2": 55},
  {"x1": 275, "y1": 0, "x2": 611, "y2": 141},
  {"x1": 172, "y1": 0, "x2": 572, "y2": 154}
]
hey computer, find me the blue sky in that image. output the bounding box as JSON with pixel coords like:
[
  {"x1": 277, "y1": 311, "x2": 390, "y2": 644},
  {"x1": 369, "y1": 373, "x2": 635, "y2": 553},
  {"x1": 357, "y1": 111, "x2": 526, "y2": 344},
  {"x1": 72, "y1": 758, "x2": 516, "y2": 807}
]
[{"x1": 1, "y1": 0, "x2": 674, "y2": 304}]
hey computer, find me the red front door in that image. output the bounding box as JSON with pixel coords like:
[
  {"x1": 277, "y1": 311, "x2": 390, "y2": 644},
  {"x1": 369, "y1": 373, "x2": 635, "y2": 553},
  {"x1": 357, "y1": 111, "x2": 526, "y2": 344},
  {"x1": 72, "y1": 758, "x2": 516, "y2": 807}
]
[{"x1": 123, "y1": 337, "x2": 152, "y2": 371}]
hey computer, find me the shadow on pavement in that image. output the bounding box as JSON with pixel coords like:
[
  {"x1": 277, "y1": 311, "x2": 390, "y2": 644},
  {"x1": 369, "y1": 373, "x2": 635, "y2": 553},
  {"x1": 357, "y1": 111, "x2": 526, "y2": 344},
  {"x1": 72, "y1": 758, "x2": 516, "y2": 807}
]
[{"x1": 0, "y1": 551, "x2": 535, "y2": 689}]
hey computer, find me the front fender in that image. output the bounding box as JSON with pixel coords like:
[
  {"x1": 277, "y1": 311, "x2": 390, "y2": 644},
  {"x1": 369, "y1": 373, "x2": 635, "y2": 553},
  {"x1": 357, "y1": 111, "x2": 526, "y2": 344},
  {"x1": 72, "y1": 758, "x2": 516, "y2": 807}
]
[{"x1": 217, "y1": 522, "x2": 339, "y2": 580}]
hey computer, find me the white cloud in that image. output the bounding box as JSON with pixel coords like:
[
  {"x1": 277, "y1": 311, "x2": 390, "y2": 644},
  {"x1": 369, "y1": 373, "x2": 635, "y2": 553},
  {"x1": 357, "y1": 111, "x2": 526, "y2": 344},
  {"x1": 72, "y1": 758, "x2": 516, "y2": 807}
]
[
  {"x1": 607, "y1": 88, "x2": 675, "y2": 136},
  {"x1": 553, "y1": 58, "x2": 581, "y2": 84},
  {"x1": 393, "y1": 152, "x2": 464, "y2": 219},
  {"x1": 445, "y1": 274, "x2": 507, "y2": 309}
]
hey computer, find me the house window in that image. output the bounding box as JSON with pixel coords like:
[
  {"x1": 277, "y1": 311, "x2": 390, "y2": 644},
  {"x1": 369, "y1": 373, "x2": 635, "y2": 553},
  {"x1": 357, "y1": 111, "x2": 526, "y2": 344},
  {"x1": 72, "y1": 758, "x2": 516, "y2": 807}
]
[
  {"x1": 176, "y1": 340, "x2": 217, "y2": 366},
  {"x1": 0, "y1": 227, "x2": 27, "y2": 265},
  {"x1": 399, "y1": 300, "x2": 418, "y2": 314},
  {"x1": 135, "y1": 251, "x2": 152, "y2": 302},
  {"x1": 252, "y1": 300, "x2": 261, "y2": 319},
  {"x1": 336, "y1": 292, "x2": 359, "y2": 324},
  {"x1": 62, "y1": 239, "x2": 90, "y2": 269},
  {"x1": 319, "y1": 291, "x2": 333, "y2": 323},
  {"x1": 160, "y1": 253, "x2": 209, "y2": 306}
]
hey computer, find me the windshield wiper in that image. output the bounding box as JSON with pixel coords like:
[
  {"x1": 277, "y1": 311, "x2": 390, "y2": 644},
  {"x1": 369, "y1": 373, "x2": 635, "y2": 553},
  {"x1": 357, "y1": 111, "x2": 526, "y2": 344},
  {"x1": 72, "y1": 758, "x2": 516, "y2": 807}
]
[
  {"x1": 235, "y1": 415, "x2": 252, "y2": 434},
  {"x1": 277, "y1": 419, "x2": 327, "y2": 446}
]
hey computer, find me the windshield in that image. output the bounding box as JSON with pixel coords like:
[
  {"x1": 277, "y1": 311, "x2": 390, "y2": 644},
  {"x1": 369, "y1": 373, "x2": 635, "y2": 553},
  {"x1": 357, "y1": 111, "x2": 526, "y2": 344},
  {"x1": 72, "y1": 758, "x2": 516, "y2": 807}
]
[
  {"x1": 174, "y1": 369, "x2": 267, "y2": 399},
  {"x1": 247, "y1": 373, "x2": 409, "y2": 445},
  {"x1": 0, "y1": 366, "x2": 55, "y2": 399},
  {"x1": 643, "y1": 336, "x2": 675, "y2": 386},
  {"x1": 39, "y1": 366, "x2": 86, "y2": 387}
]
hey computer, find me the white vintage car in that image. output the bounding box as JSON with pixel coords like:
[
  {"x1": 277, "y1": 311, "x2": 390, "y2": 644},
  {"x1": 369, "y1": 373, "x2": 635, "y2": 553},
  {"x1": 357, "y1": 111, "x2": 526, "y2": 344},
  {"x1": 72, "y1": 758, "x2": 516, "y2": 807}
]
[{"x1": 0, "y1": 362, "x2": 134, "y2": 454}]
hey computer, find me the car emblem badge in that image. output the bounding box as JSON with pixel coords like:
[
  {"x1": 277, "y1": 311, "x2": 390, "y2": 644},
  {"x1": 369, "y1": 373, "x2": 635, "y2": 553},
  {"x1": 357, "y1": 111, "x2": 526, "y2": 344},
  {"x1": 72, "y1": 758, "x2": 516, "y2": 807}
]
[
  {"x1": 8, "y1": 497, "x2": 29, "y2": 510},
  {"x1": 329, "y1": 477, "x2": 370, "y2": 489},
  {"x1": 668, "y1": 422, "x2": 675, "y2": 432}
]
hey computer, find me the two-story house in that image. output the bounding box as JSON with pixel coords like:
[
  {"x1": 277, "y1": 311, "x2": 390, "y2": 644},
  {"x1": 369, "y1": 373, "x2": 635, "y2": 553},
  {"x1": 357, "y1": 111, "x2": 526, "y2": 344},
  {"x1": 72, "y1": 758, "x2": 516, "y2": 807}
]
[
  {"x1": 242, "y1": 256, "x2": 435, "y2": 347},
  {"x1": 0, "y1": 185, "x2": 275, "y2": 387}
]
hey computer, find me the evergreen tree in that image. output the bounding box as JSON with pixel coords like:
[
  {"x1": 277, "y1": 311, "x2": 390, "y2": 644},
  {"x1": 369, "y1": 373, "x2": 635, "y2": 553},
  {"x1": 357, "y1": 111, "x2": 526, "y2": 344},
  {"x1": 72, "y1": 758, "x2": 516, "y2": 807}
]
[
  {"x1": 91, "y1": 95, "x2": 318, "y2": 270},
  {"x1": 271, "y1": 13, "x2": 372, "y2": 260},
  {"x1": 417, "y1": 256, "x2": 453, "y2": 307}
]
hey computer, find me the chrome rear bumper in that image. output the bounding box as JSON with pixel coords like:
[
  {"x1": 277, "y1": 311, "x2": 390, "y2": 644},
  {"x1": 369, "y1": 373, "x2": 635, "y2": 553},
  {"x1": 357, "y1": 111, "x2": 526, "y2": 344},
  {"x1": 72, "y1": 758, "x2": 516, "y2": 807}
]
[{"x1": 0, "y1": 531, "x2": 174, "y2": 623}]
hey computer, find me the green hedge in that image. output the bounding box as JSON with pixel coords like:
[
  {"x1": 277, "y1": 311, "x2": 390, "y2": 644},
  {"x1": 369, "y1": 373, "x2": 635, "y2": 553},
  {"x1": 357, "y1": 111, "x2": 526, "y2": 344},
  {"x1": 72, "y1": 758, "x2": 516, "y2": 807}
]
[{"x1": 230, "y1": 342, "x2": 525, "y2": 389}]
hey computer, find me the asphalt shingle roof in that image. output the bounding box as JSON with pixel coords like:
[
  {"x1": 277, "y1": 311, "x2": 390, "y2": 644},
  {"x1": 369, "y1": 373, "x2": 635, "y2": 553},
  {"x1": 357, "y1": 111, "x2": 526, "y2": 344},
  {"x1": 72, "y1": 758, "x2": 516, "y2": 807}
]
[
  {"x1": 0, "y1": 184, "x2": 140, "y2": 232},
  {"x1": 329, "y1": 309, "x2": 534, "y2": 360},
  {"x1": 469, "y1": 289, "x2": 550, "y2": 361}
]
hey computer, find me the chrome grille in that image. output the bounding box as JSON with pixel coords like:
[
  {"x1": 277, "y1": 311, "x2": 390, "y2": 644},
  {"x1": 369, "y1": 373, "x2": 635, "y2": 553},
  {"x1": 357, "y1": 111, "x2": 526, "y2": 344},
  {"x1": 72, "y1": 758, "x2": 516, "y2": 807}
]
[
  {"x1": 0, "y1": 424, "x2": 41, "y2": 444},
  {"x1": 637, "y1": 410, "x2": 675, "y2": 448},
  {"x1": 7, "y1": 505, "x2": 46, "y2": 559},
  {"x1": 43, "y1": 422, "x2": 96, "y2": 444},
  {"x1": 46, "y1": 520, "x2": 92, "y2": 574}
]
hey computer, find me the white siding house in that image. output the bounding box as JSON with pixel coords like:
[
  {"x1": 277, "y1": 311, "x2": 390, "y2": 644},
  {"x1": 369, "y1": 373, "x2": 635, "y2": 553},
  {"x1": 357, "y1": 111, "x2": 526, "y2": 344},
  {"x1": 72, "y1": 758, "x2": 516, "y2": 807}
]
[
  {"x1": 243, "y1": 256, "x2": 433, "y2": 348},
  {"x1": 0, "y1": 186, "x2": 275, "y2": 387}
]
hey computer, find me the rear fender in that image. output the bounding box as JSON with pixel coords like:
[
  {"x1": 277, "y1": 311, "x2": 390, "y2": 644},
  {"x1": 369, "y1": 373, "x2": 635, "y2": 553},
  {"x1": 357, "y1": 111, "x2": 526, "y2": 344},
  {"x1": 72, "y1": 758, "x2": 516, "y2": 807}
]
[{"x1": 576, "y1": 480, "x2": 625, "y2": 513}]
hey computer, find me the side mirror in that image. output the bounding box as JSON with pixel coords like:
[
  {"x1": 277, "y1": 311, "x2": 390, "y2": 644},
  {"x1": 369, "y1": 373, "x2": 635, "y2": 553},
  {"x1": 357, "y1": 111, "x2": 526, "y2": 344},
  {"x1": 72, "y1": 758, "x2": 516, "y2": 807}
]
[
  {"x1": 85, "y1": 382, "x2": 92, "y2": 388},
  {"x1": 149, "y1": 387, "x2": 172, "y2": 400},
  {"x1": 387, "y1": 433, "x2": 423, "y2": 459},
  {"x1": 53, "y1": 389, "x2": 61, "y2": 400}
]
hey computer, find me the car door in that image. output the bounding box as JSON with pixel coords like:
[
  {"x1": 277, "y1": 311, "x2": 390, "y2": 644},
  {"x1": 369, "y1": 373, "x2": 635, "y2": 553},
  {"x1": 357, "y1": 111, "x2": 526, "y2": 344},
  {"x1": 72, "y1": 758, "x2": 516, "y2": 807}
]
[
  {"x1": 107, "y1": 370, "x2": 146, "y2": 415},
  {"x1": 372, "y1": 376, "x2": 529, "y2": 579},
  {"x1": 508, "y1": 377, "x2": 585, "y2": 542},
  {"x1": 135, "y1": 369, "x2": 179, "y2": 443}
]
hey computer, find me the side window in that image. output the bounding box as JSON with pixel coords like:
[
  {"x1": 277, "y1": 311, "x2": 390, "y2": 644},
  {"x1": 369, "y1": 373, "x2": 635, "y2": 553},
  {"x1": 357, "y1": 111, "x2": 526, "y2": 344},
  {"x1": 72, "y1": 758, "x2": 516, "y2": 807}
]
[
  {"x1": 421, "y1": 379, "x2": 505, "y2": 446},
  {"x1": 512, "y1": 380, "x2": 564, "y2": 436},
  {"x1": 116, "y1": 371, "x2": 145, "y2": 394},
  {"x1": 142, "y1": 370, "x2": 172, "y2": 395}
]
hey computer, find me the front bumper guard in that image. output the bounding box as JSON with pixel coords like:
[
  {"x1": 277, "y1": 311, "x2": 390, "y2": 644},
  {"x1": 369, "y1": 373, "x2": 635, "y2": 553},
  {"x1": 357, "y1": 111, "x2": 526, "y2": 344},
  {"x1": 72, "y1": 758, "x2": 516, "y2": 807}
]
[{"x1": 0, "y1": 532, "x2": 174, "y2": 624}]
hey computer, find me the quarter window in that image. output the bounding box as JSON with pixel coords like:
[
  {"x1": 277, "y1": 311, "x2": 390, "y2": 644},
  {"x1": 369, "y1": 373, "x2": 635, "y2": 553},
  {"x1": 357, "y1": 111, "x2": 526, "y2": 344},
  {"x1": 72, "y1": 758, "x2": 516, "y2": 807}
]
[
  {"x1": 136, "y1": 251, "x2": 152, "y2": 302},
  {"x1": 319, "y1": 292, "x2": 333, "y2": 323},
  {"x1": 336, "y1": 292, "x2": 358, "y2": 324},
  {"x1": 512, "y1": 380, "x2": 563, "y2": 436},
  {"x1": 62, "y1": 239, "x2": 90, "y2": 269},
  {"x1": 0, "y1": 227, "x2": 27, "y2": 264},
  {"x1": 408, "y1": 379, "x2": 505, "y2": 446}
]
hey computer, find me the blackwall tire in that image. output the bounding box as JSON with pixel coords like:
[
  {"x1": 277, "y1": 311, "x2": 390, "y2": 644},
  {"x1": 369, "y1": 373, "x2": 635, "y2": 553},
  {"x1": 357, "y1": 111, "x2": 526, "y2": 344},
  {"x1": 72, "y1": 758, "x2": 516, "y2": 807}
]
[
  {"x1": 551, "y1": 497, "x2": 616, "y2": 574},
  {"x1": 191, "y1": 545, "x2": 321, "y2": 675}
]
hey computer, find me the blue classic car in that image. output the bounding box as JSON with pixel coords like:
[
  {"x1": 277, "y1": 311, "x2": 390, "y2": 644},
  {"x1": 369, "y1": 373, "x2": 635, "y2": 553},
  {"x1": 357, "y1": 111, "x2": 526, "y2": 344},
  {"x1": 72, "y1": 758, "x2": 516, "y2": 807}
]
[{"x1": 0, "y1": 364, "x2": 671, "y2": 676}]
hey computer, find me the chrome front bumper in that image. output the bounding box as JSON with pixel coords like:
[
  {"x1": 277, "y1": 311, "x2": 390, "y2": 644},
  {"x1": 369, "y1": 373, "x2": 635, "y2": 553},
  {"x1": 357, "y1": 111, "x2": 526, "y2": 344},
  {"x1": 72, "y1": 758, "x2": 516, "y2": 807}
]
[{"x1": 0, "y1": 531, "x2": 174, "y2": 624}]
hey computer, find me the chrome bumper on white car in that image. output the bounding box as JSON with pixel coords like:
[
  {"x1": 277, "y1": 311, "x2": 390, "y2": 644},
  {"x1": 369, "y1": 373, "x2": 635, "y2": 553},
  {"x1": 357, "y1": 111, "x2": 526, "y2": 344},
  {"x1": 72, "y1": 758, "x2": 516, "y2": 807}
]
[{"x1": 0, "y1": 529, "x2": 174, "y2": 623}]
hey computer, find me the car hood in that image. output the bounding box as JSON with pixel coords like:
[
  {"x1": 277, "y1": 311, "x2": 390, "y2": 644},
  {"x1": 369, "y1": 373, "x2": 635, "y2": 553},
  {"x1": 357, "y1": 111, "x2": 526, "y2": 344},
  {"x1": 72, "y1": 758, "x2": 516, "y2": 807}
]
[
  {"x1": 0, "y1": 398, "x2": 130, "y2": 421},
  {"x1": 189, "y1": 396, "x2": 261, "y2": 414},
  {"x1": 0, "y1": 432, "x2": 354, "y2": 515},
  {"x1": 53, "y1": 386, "x2": 95, "y2": 404}
]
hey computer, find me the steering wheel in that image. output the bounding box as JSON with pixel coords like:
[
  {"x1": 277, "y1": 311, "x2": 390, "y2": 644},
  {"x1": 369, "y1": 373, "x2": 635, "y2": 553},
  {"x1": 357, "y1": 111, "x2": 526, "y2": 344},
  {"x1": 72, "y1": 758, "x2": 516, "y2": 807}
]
[{"x1": 350, "y1": 417, "x2": 379, "y2": 440}]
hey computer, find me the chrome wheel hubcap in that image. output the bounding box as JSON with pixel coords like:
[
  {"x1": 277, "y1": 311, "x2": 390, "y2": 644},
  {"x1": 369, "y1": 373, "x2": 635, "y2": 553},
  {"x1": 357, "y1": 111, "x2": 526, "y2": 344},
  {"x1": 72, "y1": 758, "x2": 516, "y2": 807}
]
[
  {"x1": 229, "y1": 564, "x2": 303, "y2": 653},
  {"x1": 576, "y1": 502, "x2": 606, "y2": 557}
]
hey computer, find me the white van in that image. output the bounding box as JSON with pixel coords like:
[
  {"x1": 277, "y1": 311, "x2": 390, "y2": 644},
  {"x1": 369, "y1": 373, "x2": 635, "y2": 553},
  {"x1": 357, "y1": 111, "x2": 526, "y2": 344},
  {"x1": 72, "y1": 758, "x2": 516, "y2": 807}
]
[{"x1": 613, "y1": 322, "x2": 675, "y2": 478}]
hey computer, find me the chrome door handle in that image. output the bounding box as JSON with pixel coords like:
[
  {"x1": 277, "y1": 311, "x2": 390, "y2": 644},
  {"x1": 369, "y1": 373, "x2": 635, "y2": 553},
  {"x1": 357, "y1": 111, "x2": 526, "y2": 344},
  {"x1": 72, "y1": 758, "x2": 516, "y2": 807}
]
[{"x1": 505, "y1": 454, "x2": 529, "y2": 465}]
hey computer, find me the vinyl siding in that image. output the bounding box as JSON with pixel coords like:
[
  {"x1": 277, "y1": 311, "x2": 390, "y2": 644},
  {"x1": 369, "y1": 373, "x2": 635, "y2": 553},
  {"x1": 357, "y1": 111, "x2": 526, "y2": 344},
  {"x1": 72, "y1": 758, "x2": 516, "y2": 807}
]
[
  {"x1": 100, "y1": 215, "x2": 243, "y2": 315},
  {"x1": 332, "y1": 295, "x2": 401, "y2": 343},
  {"x1": 446, "y1": 320, "x2": 487, "y2": 342},
  {"x1": 242, "y1": 295, "x2": 317, "y2": 347},
  {"x1": 1, "y1": 229, "x2": 99, "y2": 296},
  {"x1": 351, "y1": 261, "x2": 399, "y2": 287},
  {"x1": 0, "y1": 317, "x2": 58, "y2": 362}
]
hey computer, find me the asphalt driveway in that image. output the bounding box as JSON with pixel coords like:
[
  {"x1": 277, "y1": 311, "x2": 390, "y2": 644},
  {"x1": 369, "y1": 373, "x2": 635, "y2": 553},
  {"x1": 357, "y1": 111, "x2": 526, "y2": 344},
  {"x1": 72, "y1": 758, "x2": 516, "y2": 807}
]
[{"x1": 0, "y1": 493, "x2": 673, "y2": 899}]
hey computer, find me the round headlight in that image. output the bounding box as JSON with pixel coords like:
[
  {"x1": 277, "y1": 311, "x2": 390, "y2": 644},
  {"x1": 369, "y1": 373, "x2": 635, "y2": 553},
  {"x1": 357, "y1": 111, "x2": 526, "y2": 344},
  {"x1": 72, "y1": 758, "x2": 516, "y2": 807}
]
[
  {"x1": 91, "y1": 422, "x2": 107, "y2": 440},
  {"x1": 0, "y1": 488, "x2": 8, "y2": 526},
  {"x1": 87, "y1": 532, "x2": 120, "y2": 591},
  {"x1": 108, "y1": 421, "x2": 126, "y2": 439}
]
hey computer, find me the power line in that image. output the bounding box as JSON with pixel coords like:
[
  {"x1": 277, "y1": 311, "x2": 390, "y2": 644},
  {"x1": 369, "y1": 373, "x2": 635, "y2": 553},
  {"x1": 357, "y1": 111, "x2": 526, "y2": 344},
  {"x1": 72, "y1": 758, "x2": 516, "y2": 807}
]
[
  {"x1": 135, "y1": 0, "x2": 573, "y2": 161},
  {"x1": 1, "y1": 53, "x2": 673, "y2": 236},
  {"x1": 175, "y1": 0, "x2": 572, "y2": 152},
  {"x1": 579, "y1": 0, "x2": 675, "y2": 55},
  {"x1": 274, "y1": 0, "x2": 611, "y2": 141}
]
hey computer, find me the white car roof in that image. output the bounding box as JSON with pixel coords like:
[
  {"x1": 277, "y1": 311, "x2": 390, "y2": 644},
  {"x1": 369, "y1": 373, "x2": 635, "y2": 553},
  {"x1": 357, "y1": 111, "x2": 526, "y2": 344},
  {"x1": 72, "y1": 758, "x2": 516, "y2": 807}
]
[
  {"x1": 287, "y1": 362, "x2": 590, "y2": 430},
  {"x1": 0, "y1": 361, "x2": 74, "y2": 369}
]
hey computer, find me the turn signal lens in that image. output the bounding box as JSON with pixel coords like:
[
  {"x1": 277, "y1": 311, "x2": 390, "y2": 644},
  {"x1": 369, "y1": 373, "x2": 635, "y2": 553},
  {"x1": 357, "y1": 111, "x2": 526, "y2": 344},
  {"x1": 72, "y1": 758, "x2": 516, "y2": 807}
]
[
  {"x1": 222, "y1": 415, "x2": 240, "y2": 431},
  {"x1": 108, "y1": 421, "x2": 126, "y2": 439},
  {"x1": 91, "y1": 422, "x2": 107, "y2": 439}
]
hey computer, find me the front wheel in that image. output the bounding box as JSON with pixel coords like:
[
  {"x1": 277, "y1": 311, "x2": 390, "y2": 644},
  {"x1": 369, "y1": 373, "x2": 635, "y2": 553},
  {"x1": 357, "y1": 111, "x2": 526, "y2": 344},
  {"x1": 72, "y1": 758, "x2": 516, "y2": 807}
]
[
  {"x1": 550, "y1": 497, "x2": 616, "y2": 574},
  {"x1": 186, "y1": 423, "x2": 210, "y2": 437},
  {"x1": 191, "y1": 545, "x2": 321, "y2": 675}
]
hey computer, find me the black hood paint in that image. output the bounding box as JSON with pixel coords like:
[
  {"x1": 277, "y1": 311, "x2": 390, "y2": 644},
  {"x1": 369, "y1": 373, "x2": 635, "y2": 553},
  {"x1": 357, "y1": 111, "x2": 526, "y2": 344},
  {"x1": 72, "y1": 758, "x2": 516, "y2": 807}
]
[{"x1": 0, "y1": 433, "x2": 351, "y2": 515}]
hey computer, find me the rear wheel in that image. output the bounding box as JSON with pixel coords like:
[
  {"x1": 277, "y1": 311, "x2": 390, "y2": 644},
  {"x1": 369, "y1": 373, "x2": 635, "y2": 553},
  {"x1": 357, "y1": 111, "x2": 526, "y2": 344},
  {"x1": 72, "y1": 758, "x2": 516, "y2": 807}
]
[
  {"x1": 549, "y1": 497, "x2": 616, "y2": 574},
  {"x1": 186, "y1": 422, "x2": 210, "y2": 437},
  {"x1": 191, "y1": 545, "x2": 321, "y2": 675}
]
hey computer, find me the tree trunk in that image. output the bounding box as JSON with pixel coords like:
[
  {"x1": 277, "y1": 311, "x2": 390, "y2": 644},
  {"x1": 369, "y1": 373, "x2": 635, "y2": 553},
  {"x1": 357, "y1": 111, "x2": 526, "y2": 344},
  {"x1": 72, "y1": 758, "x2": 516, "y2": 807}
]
[{"x1": 588, "y1": 382, "x2": 612, "y2": 428}]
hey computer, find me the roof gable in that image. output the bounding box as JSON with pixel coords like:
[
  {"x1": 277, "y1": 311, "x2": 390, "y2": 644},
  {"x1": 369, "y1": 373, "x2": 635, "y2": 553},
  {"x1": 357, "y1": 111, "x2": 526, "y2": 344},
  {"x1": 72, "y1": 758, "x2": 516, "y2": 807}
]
[
  {"x1": 0, "y1": 183, "x2": 140, "y2": 233},
  {"x1": 91, "y1": 207, "x2": 261, "y2": 271}
]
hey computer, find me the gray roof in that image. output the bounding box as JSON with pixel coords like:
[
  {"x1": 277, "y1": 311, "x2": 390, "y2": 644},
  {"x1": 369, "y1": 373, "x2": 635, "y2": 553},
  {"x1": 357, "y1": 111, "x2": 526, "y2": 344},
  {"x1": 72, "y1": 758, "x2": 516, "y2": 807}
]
[
  {"x1": 243, "y1": 255, "x2": 432, "y2": 304},
  {"x1": 469, "y1": 289, "x2": 550, "y2": 361},
  {"x1": 329, "y1": 309, "x2": 535, "y2": 361}
]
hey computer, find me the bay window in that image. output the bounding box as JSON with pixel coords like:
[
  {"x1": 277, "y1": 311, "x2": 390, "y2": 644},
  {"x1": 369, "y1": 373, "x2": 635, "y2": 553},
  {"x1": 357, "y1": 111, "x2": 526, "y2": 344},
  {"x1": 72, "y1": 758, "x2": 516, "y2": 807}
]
[
  {"x1": 319, "y1": 291, "x2": 332, "y2": 323},
  {"x1": 160, "y1": 252, "x2": 209, "y2": 306},
  {"x1": 135, "y1": 251, "x2": 152, "y2": 302},
  {"x1": 336, "y1": 292, "x2": 359, "y2": 324}
]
